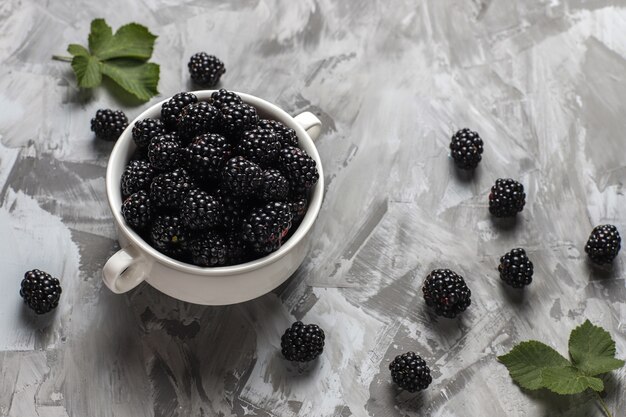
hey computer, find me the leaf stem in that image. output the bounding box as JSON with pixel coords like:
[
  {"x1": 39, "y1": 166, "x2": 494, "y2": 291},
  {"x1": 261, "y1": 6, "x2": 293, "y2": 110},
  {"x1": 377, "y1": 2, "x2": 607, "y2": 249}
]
[
  {"x1": 596, "y1": 392, "x2": 613, "y2": 417},
  {"x1": 52, "y1": 55, "x2": 73, "y2": 62}
]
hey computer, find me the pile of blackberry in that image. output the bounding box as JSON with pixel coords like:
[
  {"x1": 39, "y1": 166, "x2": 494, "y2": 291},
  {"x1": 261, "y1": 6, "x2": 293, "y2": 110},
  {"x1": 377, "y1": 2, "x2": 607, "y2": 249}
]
[{"x1": 120, "y1": 90, "x2": 319, "y2": 267}]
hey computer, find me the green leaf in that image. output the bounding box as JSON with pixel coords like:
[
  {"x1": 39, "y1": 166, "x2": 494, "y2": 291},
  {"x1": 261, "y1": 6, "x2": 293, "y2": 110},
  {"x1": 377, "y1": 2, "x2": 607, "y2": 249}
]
[
  {"x1": 101, "y1": 60, "x2": 159, "y2": 102},
  {"x1": 70, "y1": 55, "x2": 102, "y2": 88},
  {"x1": 88, "y1": 19, "x2": 156, "y2": 61},
  {"x1": 87, "y1": 19, "x2": 113, "y2": 56},
  {"x1": 542, "y1": 366, "x2": 604, "y2": 394},
  {"x1": 569, "y1": 320, "x2": 625, "y2": 376},
  {"x1": 498, "y1": 341, "x2": 570, "y2": 390},
  {"x1": 67, "y1": 44, "x2": 90, "y2": 57}
]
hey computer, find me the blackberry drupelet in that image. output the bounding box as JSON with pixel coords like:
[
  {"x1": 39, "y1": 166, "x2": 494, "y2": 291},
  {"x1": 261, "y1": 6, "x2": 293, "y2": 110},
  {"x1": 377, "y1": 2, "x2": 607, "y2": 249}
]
[
  {"x1": 280, "y1": 321, "x2": 325, "y2": 362},
  {"x1": 288, "y1": 195, "x2": 308, "y2": 224},
  {"x1": 150, "y1": 214, "x2": 188, "y2": 258},
  {"x1": 422, "y1": 269, "x2": 471, "y2": 318},
  {"x1": 183, "y1": 133, "x2": 232, "y2": 181},
  {"x1": 277, "y1": 146, "x2": 319, "y2": 193},
  {"x1": 224, "y1": 232, "x2": 248, "y2": 265},
  {"x1": 258, "y1": 119, "x2": 298, "y2": 148},
  {"x1": 389, "y1": 352, "x2": 432, "y2": 392},
  {"x1": 20, "y1": 269, "x2": 62, "y2": 314},
  {"x1": 177, "y1": 101, "x2": 223, "y2": 141},
  {"x1": 161, "y1": 92, "x2": 198, "y2": 128},
  {"x1": 450, "y1": 128, "x2": 484, "y2": 169},
  {"x1": 585, "y1": 224, "x2": 621, "y2": 265},
  {"x1": 91, "y1": 109, "x2": 128, "y2": 141},
  {"x1": 498, "y1": 248, "x2": 534, "y2": 288},
  {"x1": 188, "y1": 52, "x2": 225, "y2": 87},
  {"x1": 121, "y1": 159, "x2": 156, "y2": 197},
  {"x1": 242, "y1": 201, "x2": 292, "y2": 254},
  {"x1": 150, "y1": 168, "x2": 194, "y2": 209},
  {"x1": 220, "y1": 103, "x2": 258, "y2": 139},
  {"x1": 260, "y1": 169, "x2": 289, "y2": 201},
  {"x1": 210, "y1": 88, "x2": 243, "y2": 110},
  {"x1": 180, "y1": 188, "x2": 223, "y2": 230},
  {"x1": 489, "y1": 178, "x2": 525, "y2": 217},
  {"x1": 148, "y1": 134, "x2": 181, "y2": 171},
  {"x1": 236, "y1": 128, "x2": 280, "y2": 166},
  {"x1": 216, "y1": 187, "x2": 249, "y2": 231},
  {"x1": 122, "y1": 190, "x2": 153, "y2": 229},
  {"x1": 222, "y1": 156, "x2": 263, "y2": 197},
  {"x1": 132, "y1": 118, "x2": 165, "y2": 149},
  {"x1": 189, "y1": 231, "x2": 228, "y2": 266}
]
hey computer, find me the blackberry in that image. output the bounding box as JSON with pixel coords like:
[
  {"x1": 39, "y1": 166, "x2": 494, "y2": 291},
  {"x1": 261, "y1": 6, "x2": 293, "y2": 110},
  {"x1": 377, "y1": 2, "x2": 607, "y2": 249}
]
[
  {"x1": 150, "y1": 214, "x2": 188, "y2": 258},
  {"x1": 422, "y1": 269, "x2": 471, "y2": 318},
  {"x1": 389, "y1": 352, "x2": 432, "y2": 392},
  {"x1": 277, "y1": 146, "x2": 319, "y2": 193},
  {"x1": 122, "y1": 190, "x2": 153, "y2": 229},
  {"x1": 121, "y1": 159, "x2": 156, "y2": 197},
  {"x1": 450, "y1": 128, "x2": 484, "y2": 169},
  {"x1": 585, "y1": 224, "x2": 621, "y2": 265},
  {"x1": 221, "y1": 103, "x2": 259, "y2": 139},
  {"x1": 210, "y1": 88, "x2": 243, "y2": 110},
  {"x1": 224, "y1": 232, "x2": 248, "y2": 265},
  {"x1": 236, "y1": 128, "x2": 280, "y2": 166},
  {"x1": 180, "y1": 188, "x2": 223, "y2": 230},
  {"x1": 183, "y1": 133, "x2": 232, "y2": 181},
  {"x1": 177, "y1": 101, "x2": 223, "y2": 141},
  {"x1": 498, "y1": 248, "x2": 534, "y2": 288},
  {"x1": 217, "y1": 187, "x2": 249, "y2": 231},
  {"x1": 148, "y1": 134, "x2": 182, "y2": 171},
  {"x1": 161, "y1": 92, "x2": 198, "y2": 128},
  {"x1": 222, "y1": 156, "x2": 263, "y2": 197},
  {"x1": 132, "y1": 118, "x2": 165, "y2": 149},
  {"x1": 289, "y1": 195, "x2": 308, "y2": 224},
  {"x1": 189, "y1": 231, "x2": 228, "y2": 266},
  {"x1": 150, "y1": 168, "x2": 194, "y2": 209},
  {"x1": 489, "y1": 178, "x2": 525, "y2": 217},
  {"x1": 280, "y1": 321, "x2": 325, "y2": 362},
  {"x1": 20, "y1": 269, "x2": 62, "y2": 314},
  {"x1": 91, "y1": 109, "x2": 128, "y2": 141},
  {"x1": 258, "y1": 119, "x2": 298, "y2": 148},
  {"x1": 260, "y1": 169, "x2": 289, "y2": 201},
  {"x1": 242, "y1": 201, "x2": 292, "y2": 254},
  {"x1": 188, "y1": 52, "x2": 225, "y2": 87}
]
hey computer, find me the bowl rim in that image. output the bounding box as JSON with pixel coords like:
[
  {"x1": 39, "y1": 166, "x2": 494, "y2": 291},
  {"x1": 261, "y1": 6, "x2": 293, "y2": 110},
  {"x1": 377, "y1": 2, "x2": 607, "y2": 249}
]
[{"x1": 106, "y1": 90, "x2": 324, "y2": 276}]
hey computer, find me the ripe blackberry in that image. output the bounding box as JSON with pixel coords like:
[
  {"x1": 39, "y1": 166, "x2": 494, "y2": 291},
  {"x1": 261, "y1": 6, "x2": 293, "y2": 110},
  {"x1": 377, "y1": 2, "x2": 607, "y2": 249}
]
[
  {"x1": 121, "y1": 159, "x2": 156, "y2": 197},
  {"x1": 122, "y1": 190, "x2": 153, "y2": 229},
  {"x1": 236, "y1": 128, "x2": 280, "y2": 166},
  {"x1": 221, "y1": 103, "x2": 258, "y2": 139},
  {"x1": 161, "y1": 92, "x2": 198, "y2": 128},
  {"x1": 224, "y1": 232, "x2": 248, "y2": 265},
  {"x1": 289, "y1": 195, "x2": 308, "y2": 224},
  {"x1": 277, "y1": 146, "x2": 319, "y2": 193},
  {"x1": 210, "y1": 88, "x2": 243, "y2": 110},
  {"x1": 180, "y1": 188, "x2": 223, "y2": 230},
  {"x1": 258, "y1": 119, "x2": 298, "y2": 148},
  {"x1": 177, "y1": 101, "x2": 223, "y2": 141},
  {"x1": 150, "y1": 214, "x2": 188, "y2": 257},
  {"x1": 260, "y1": 169, "x2": 289, "y2": 201},
  {"x1": 242, "y1": 201, "x2": 292, "y2": 254},
  {"x1": 91, "y1": 109, "x2": 128, "y2": 141},
  {"x1": 132, "y1": 118, "x2": 165, "y2": 149},
  {"x1": 450, "y1": 128, "x2": 484, "y2": 169},
  {"x1": 222, "y1": 156, "x2": 263, "y2": 197},
  {"x1": 389, "y1": 352, "x2": 432, "y2": 392},
  {"x1": 188, "y1": 52, "x2": 225, "y2": 87},
  {"x1": 498, "y1": 248, "x2": 534, "y2": 288},
  {"x1": 148, "y1": 134, "x2": 182, "y2": 171},
  {"x1": 217, "y1": 187, "x2": 249, "y2": 231},
  {"x1": 585, "y1": 224, "x2": 621, "y2": 265},
  {"x1": 20, "y1": 269, "x2": 62, "y2": 314},
  {"x1": 489, "y1": 178, "x2": 525, "y2": 217},
  {"x1": 150, "y1": 168, "x2": 194, "y2": 209},
  {"x1": 422, "y1": 269, "x2": 471, "y2": 318},
  {"x1": 183, "y1": 133, "x2": 232, "y2": 181},
  {"x1": 189, "y1": 231, "x2": 227, "y2": 266},
  {"x1": 280, "y1": 321, "x2": 325, "y2": 362}
]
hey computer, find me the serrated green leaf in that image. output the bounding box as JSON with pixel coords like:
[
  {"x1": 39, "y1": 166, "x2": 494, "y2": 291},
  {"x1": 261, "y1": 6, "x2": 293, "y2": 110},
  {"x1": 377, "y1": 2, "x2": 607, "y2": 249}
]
[
  {"x1": 569, "y1": 320, "x2": 625, "y2": 376},
  {"x1": 498, "y1": 341, "x2": 571, "y2": 390},
  {"x1": 88, "y1": 19, "x2": 113, "y2": 55},
  {"x1": 67, "y1": 44, "x2": 89, "y2": 57},
  {"x1": 70, "y1": 55, "x2": 102, "y2": 88},
  {"x1": 101, "y1": 60, "x2": 159, "y2": 102},
  {"x1": 542, "y1": 366, "x2": 604, "y2": 394},
  {"x1": 88, "y1": 19, "x2": 156, "y2": 61}
]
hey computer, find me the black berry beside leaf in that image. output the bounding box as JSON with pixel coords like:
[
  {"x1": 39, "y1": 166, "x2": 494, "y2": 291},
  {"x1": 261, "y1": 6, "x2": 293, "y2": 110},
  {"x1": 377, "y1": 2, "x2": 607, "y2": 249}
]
[
  {"x1": 188, "y1": 52, "x2": 225, "y2": 87},
  {"x1": 91, "y1": 109, "x2": 128, "y2": 141}
]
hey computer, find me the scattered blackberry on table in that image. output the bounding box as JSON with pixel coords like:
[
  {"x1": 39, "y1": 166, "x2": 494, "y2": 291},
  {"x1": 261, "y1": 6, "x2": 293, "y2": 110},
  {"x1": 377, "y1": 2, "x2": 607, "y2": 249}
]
[
  {"x1": 277, "y1": 146, "x2": 319, "y2": 193},
  {"x1": 121, "y1": 159, "x2": 156, "y2": 197},
  {"x1": 188, "y1": 52, "x2": 225, "y2": 87},
  {"x1": 585, "y1": 224, "x2": 621, "y2": 265},
  {"x1": 236, "y1": 128, "x2": 280, "y2": 166},
  {"x1": 224, "y1": 232, "x2": 248, "y2": 265},
  {"x1": 148, "y1": 134, "x2": 181, "y2": 171},
  {"x1": 221, "y1": 103, "x2": 259, "y2": 139},
  {"x1": 260, "y1": 169, "x2": 289, "y2": 201},
  {"x1": 489, "y1": 178, "x2": 525, "y2": 217},
  {"x1": 20, "y1": 269, "x2": 62, "y2": 314},
  {"x1": 150, "y1": 168, "x2": 194, "y2": 209},
  {"x1": 258, "y1": 119, "x2": 298, "y2": 148},
  {"x1": 161, "y1": 92, "x2": 198, "y2": 128},
  {"x1": 222, "y1": 156, "x2": 263, "y2": 197},
  {"x1": 498, "y1": 248, "x2": 533, "y2": 288},
  {"x1": 422, "y1": 269, "x2": 471, "y2": 318},
  {"x1": 91, "y1": 109, "x2": 128, "y2": 141},
  {"x1": 242, "y1": 201, "x2": 292, "y2": 254},
  {"x1": 150, "y1": 214, "x2": 188, "y2": 258},
  {"x1": 132, "y1": 118, "x2": 165, "y2": 149},
  {"x1": 281, "y1": 321, "x2": 325, "y2": 362},
  {"x1": 389, "y1": 352, "x2": 432, "y2": 392},
  {"x1": 217, "y1": 187, "x2": 249, "y2": 231},
  {"x1": 180, "y1": 188, "x2": 222, "y2": 230},
  {"x1": 122, "y1": 190, "x2": 153, "y2": 229},
  {"x1": 189, "y1": 231, "x2": 228, "y2": 266},
  {"x1": 289, "y1": 195, "x2": 308, "y2": 224},
  {"x1": 450, "y1": 128, "x2": 483, "y2": 170},
  {"x1": 210, "y1": 88, "x2": 243, "y2": 110},
  {"x1": 183, "y1": 133, "x2": 232, "y2": 181},
  {"x1": 177, "y1": 101, "x2": 223, "y2": 141}
]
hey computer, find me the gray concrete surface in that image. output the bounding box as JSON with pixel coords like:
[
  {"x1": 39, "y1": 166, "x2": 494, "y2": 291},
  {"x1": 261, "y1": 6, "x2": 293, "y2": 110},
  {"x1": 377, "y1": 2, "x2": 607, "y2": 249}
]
[{"x1": 0, "y1": 0, "x2": 625, "y2": 416}]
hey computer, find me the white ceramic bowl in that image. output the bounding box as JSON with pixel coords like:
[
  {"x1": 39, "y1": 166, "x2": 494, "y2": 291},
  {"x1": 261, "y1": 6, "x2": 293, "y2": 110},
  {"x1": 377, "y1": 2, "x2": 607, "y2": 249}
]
[{"x1": 103, "y1": 91, "x2": 323, "y2": 305}]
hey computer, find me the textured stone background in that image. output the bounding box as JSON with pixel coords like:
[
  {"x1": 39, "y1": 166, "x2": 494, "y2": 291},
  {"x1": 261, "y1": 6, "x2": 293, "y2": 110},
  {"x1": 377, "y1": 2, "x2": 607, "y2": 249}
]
[{"x1": 0, "y1": 0, "x2": 625, "y2": 416}]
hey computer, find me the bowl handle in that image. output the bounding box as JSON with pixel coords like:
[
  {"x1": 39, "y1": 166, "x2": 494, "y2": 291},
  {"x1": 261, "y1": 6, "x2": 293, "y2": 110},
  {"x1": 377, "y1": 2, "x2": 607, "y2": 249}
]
[
  {"x1": 102, "y1": 248, "x2": 145, "y2": 293},
  {"x1": 293, "y1": 112, "x2": 322, "y2": 141}
]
